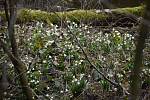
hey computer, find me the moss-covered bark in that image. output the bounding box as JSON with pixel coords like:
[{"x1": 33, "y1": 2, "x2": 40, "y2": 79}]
[{"x1": 130, "y1": 0, "x2": 150, "y2": 99}]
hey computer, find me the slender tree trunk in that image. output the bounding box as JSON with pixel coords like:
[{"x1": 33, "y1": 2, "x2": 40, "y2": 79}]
[
  {"x1": 8, "y1": 0, "x2": 19, "y2": 57},
  {"x1": 1, "y1": 0, "x2": 35, "y2": 99},
  {"x1": 130, "y1": 0, "x2": 150, "y2": 99}
]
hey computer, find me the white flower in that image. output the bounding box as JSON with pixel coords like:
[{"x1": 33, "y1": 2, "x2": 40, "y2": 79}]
[
  {"x1": 108, "y1": 73, "x2": 113, "y2": 77},
  {"x1": 131, "y1": 36, "x2": 134, "y2": 39},
  {"x1": 38, "y1": 70, "x2": 42, "y2": 74},
  {"x1": 107, "y1": 40, "x2": 111, "y2": 44},
  {"x1": 49, "y1": 55, "x2": 52, "y2": 59},
  {"x1": 72, "y1": 22, "x2": 75, "y2": 25},
  {"x1": 4, "y1": 92, "x2": 7, "y2": 95},
  {"x1": 126, "y1": 34, "x2": 130, "y2": 38},
  {"x1": 50, "y1": 23, "x2": 54, "y2": 27},
  {"x1": 65, "y1": 88, "x2": 69, "y2": 92},
  {"x1": 60, "y1": 90, "x2": 64, "y2": 93},
  {"x1": 105, "y1": 34, "x2": 109, "y2": 38},
  {"x1": 63, "y1": 33, "x2": 67, "y2": 36},
  {"x1": 64, "y1": 54, "x2": 67, "y2": 57},
  {"x1": 55, "y1": 25, "x2": 58, "y2": 28},
  {"x1": 69, "y1": 26, "x2": 73, "y2": 30},
  {"x1": 53, "y1": 32, "x2": 59, "y2": 36},
  {"x1": 80, "y1": 74, "x2": 84, "y2": 80},
  {"x1": 49, "y1": 40, "x2": 54, "y2": 44},
  {"x1": 36, "y1": 22, "x2": 40, "y2": 26},
  {"x1": 74, "y1": 78, "x2": 78, "y2": 82},
  {"x1": 88, "y1": 75, "x2": 91, "y2": 78},
  {"x1": 84, "y1": 25, "x2": 88, "y2": 30},
  {"x1": 117, "y1": 73, "x2": 123, "y2": 78},
  {"x1": 43, "y1": 60, "x2": 46, "y2": 63},
  {"x1": 80, "y1": 60, "x2": 83, "y2": 62},
  {"x1": 39, "y1": 50, "x2": 44, "y2": 54},
  {"x1": 51, "y1": 28, "x2": 54, "y2": 31},
  {"x1": 27, "y1": 71, "x2": 30, "y2": 74},
  {"x1": 31, "y1": 80, "x2": 35, "y2": 83},
  {"x1": 114, "y1": 88, "x2": 117, "y2": 91},
  {"x1": 73, "y1": 76, "x2": 75, "y2": 79},
  {"x1": 67, "y1": 20, "x2": 71, "y2": 23},
  {"x1": 46, "y1": 94, "x2": 49, "y2": 97},
  {"x1": 112, "y1": 28, "x2": 115, "y2": 31},
  {"x1": 47, "y1": 87, "x2": 50, "y2": 90},
  {"x1": 40, "y1": 22, "x2": 43, "y2": 27},
  {"x1": 77, "y1": 81, "x2": 80, "y2": 85},
  {"x1": 96, "y1": 38, "x2": 99, "y2": 42},
  {"x1": 116, "y1": 31, "x2": 120, "y2": 35},
  {"x1": 72, "y1": 80, "x2": 74, "y2": 83}
]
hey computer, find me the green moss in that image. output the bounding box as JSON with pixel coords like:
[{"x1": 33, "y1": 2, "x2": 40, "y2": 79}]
[
  {"x1": 17, "y1": 9, "x2": 32, "y2": 23},
  {"x1": 0, "y1": 6, "x2": 144, "y2": 25},
  {"x1": 17, "y1": 9, "x2": 108, "y2": 24},
  {"x1": 112, "y1": 6, "x2": 144, "y2": 16},
  {"x1": 66, "y1": 10, "x2": 108, "y2": 23},
  {"x1": 17, "y1": 9, "x2": 52, "y2": 24},
  {"x1": 0, "y1": 11, "x2": 6, "y2": 21}
]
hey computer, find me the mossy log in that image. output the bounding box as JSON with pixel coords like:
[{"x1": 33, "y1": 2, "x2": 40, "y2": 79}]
[{"x1": 0, "y1": 6, "x2": 144, "y2": 26}]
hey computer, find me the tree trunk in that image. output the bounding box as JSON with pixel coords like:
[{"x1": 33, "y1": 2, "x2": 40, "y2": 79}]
[
  {"x1": 1, "y1": 0, "x2": 34, "y2": 99},
  {"x1": 130, "y1": 0, "x2": 150, "y2": 99}
]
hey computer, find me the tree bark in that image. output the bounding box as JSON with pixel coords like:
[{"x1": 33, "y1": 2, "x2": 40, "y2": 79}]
[{"x1": 130, "y1": 0, "x2": 150, "y2": 99}]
